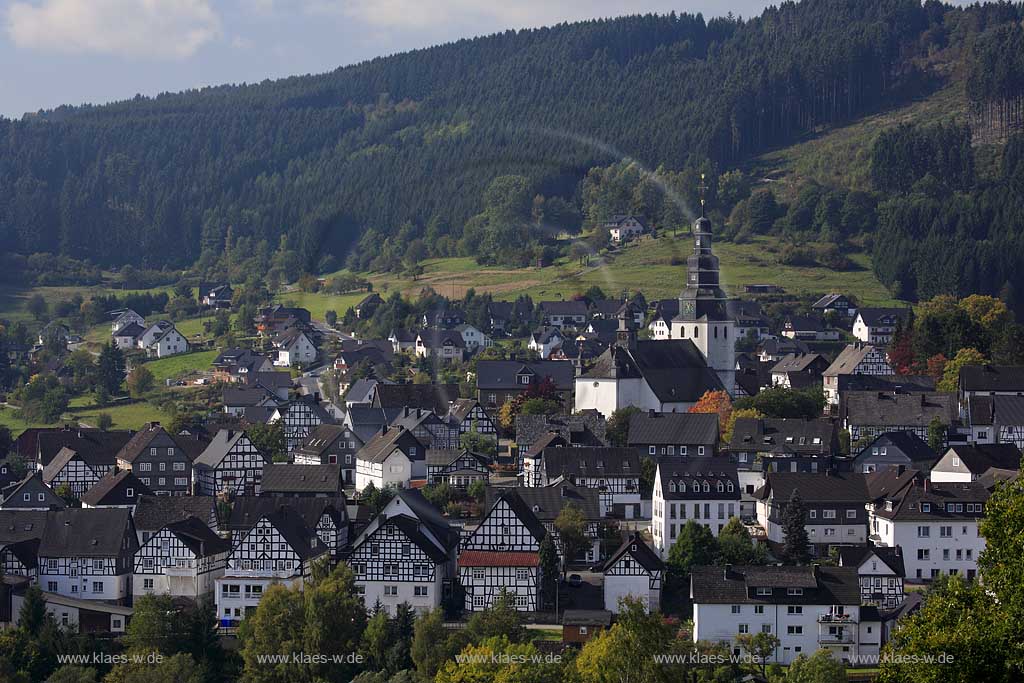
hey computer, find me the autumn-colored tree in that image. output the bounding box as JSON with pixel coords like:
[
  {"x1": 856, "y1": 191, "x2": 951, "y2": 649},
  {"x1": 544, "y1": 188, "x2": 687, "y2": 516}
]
[
  {"x1": 887, "y1": 324, "x2": 917, "y2": 375},
  {"x1": 937, "y1": 347, "x2": 988, "y2": 393},
  {"x1": 689, "y1": 389, "x2": 732, "y2": 438},
  {"x1": 723, "y1": 407, "x2": 763, "y2": 444},
  {"x1": 925, "y1": 353, "x2": 948, "y2": 380},
  {"x1": 960, "y1": 294, "x2": 1012, "y2": 331}
]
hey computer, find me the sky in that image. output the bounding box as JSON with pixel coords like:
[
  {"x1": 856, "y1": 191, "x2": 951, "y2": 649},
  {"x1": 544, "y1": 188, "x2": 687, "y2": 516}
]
[{"x1": 0, "y1": 0, "x2": 790, "y2": 117}]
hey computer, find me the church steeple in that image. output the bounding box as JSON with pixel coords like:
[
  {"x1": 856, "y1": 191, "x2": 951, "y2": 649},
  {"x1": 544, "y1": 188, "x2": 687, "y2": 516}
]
[{"x1": 677, "y1": 176, "x2": 728, "y2": 323}]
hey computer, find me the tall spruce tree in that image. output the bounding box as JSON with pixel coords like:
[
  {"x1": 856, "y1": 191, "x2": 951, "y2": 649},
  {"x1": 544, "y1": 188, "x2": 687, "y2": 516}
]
[
  {"x1": 781, "y1": 488, "x2": 811, "y2": 565},
  {"x1": 538, "y1": 533, "x2": 559, "y2": 610}
]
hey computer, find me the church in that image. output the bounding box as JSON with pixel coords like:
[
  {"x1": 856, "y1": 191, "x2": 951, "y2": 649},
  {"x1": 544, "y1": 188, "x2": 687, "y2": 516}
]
[{"x1": 574, "y1": 208, "x2": 735, "y2": 416}]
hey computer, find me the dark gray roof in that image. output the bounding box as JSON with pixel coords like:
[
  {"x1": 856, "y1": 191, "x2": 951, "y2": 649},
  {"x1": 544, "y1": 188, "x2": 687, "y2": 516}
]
[
  {"x1": 583, "y1": 340, "x2": 724, "y2": 403},
  {"x1": 295, "y1": 424, "x2": 362, "y2": 459},
  {"x1": 540, "y1": 300, "x2": 589, "y2": 317},
  {"x1": 115, "y1": 423, "x2": 206, "y2": 465},
  {"x1": 357, "y1": 427, "x2": 422, "y2": 464},
  {"x1": 1, "y1": 473, "x2": 66, "y2": 510},
  {"x1": 392, "y1": 488, "x2": 458, "y2": 550},
  {"x1": 871, "y1": 479, "x2": 990, "y2": 521},
  {"x1": 843, "y1": 391, "x2": 957, "y2": 428},
  {"x1": 373, "y1": 384, "x2": 461, "y2": 414},
  {"x1": 37, "y1": 428, "x2": 133, "y2": 468},
  {"x1": 251, "y1": 507, "x2": 328, "y2": 560},
  {"x1": 824, "y1": 344, "x2": 885, "y2": 377},
  {"x1": 627, "y1": 412, "x2": 718, "y2": 446},
  {"x1": 194, "y1": 429, "x2": 269, "y2": 469},
  {"x1": 0, "y1": 510, "x2": 47, "y2": 544},
  {"x1": 261, "y1": 464, "x2": 342, "y2": 494},
  {"x1": 854, "y1": 432, "x2": 935, "y2": 464},
  {"x1": 223, "y1": 384, "x2": 281, "y2": 408},
  {"x1": 691, "y1": 565, "x2": 861, "y2": 605},
  {"x1": 80, "y1": 470, "x2": 152, "y2": 506},
  {"x1": 812, "y1": 293, "x2": 851, "y2": 309},
  {"x1": 657, "y1": 457, "x2": 739, "y2": 500},
  {"x1": 133, "y1": 495, "x2": 218, "y2": 532},
  {"x1": 758, "y1": 338, "x2": 810, "y2": 357},
  {"x1": 229, "y1": 496, "x2": 347, "y2": 532},
  {"x1": 38, "y1": 508, "x2": 134, "y2": 557},
  {"x1": 771, "y1": 353, "x2": 827, "y2": 374},
  {"x1": 944, "y1": 444, "x2": 1021, "y2": 474},
  {"x1": 162, "y1": 517, "x2": 231, "y2": 557},
  {"x1": 516, "y1": 413, "x2": 606, "y2": 449},
  {"x1": 969, "y1": 394, "x2": 1024, "y2": 427},
  {"x1": 601, "y1": 534, "x2": 664, "y2": 573},
  {"x1": 856, "y1": 308, "x2": 909, "y2": 327},
  {"x1": 113, "y1": 322, "x2": 145, "y2": 338},
  {"x1": 562, "y1": 609, "x2": 613, "y2": 626},
  {"x1": 959, "y1": 365, "x2": 1024, "y2": 393},
  {"x1": 837, "y1": 545, "x2": 906, "y2": 577},
  {"x1": 381, "y1": 514, "x2": 450, "y2": 563},
  {"x1": 476, "y1": 361, "x2": 576, "y2": 391},
  {"x1": 754, "y1": 472, "x2": 868, "y2": 503},
  {"x1": 425, "y1": 449, "x2": 491, "y2": 468},
  {"x1": 478, "y1": 489, "x2": 548, "y2": 542},
  {"x1": 728, "y1": 418, "x2": 837, "y2": 456},
  {"x1": 344, "y1": 378, "x2": 380, "y2": 405},
  {"x1": 542, "y1": 447, "x2": 640, "y2": 478},
  {"x1": 785, "y1": 316, "x2": 824, "y2": 332},
  {"x1": 483, "y1": 484, "x2": 601, "y2": 523}
]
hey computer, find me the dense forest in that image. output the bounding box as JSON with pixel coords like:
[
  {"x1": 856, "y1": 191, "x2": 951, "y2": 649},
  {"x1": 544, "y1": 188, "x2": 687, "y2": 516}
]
[{"x1": 1, "y1": 0, "x2": 1023, "y2": 297}]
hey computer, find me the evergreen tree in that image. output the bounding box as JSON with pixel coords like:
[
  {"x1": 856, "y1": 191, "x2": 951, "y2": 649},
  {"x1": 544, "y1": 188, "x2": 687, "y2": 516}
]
[
  {"x1": 538, "y1": 533, "x2": 559, "y2": 610},
  {"x1": 780, "y1": 489, "x2": 811, "y2": 565},
  {"x1": 95, "y1": 343, "x2": 125, "y2": 396}
]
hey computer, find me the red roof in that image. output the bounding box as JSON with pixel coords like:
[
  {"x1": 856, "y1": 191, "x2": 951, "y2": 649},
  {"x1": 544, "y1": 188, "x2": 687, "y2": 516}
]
[{"x1": 458, "y1": 550, "x2": 540, "y2": 567}]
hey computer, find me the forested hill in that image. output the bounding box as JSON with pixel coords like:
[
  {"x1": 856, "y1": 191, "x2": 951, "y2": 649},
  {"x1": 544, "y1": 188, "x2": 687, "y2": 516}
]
[{"x1": 0, "y1": 0, "x2": 1022, "y2": 275}]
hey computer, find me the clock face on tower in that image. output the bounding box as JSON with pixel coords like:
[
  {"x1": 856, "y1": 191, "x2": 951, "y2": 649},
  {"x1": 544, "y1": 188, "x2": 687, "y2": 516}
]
[{"x1": 682, "y1": 301, "x2": 696, "y2": 318}]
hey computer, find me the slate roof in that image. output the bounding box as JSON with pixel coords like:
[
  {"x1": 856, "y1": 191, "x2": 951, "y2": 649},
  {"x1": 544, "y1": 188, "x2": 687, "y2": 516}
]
[
  {"x1": 943, "y1": 444, "x2": 1021, "y2": 474},
  {"x1": 80, "y1": 470, "x2": 152, "y2": 507},
  {"x1": 162, "y1": 517, "x2": 231, "y2": 557},
  {"x1": 823, "y1": 344, "x2": 887, "y2": 377},
  {"x1": 871, "y1": 479, "x2": 990, "y2": 521},
  {"x1": 856, "y1": 308, "x2": 909, "y2": 327},
  {"x1": 41, "y1": 447, "x2": 92, "y2": 484},
  {"x1": 393, "y1": 488, "x2": 459, "y2": 551},
  {"x1": 38, "y1": 508, "x2": 133, "y2": 557},
  {"x1": 295, "y1": 424, "x2": 361, "y2": 461},
  {"x1": 516, "y1": 413, "x2": 607, "y2": 449},
  {"x1": 728, "y1": 418, "x2": 837, "y2": 456},
  {"x1": 812, "y1": 294, "x2": 850, "y2": 310},
  {"x1": 758, "y1": 338, "x2": 810, "y2": 357},
  {"x1": 447, "y1": 398, "x2": 482, "y2": 424},
  {"x1": 133, "y1": 495, "x2": 218, "y2": 532},
  {"x1": 194, "y1": 429, "x2": 269, "y2": 469},
  {"x1": 223, "y1": 384, "x2": 282, "y2": 409},
  {"x1": 416, "y1": 329, "x2": 466, "y2": 349},
  {"x1": 36, "y1": 428, "x2": 133, "y2": 468},
  {"x1": 254, "y1": 507, "x2": 328, "y2": 560},
  {"x1": 837, "y1": 545, "x2": 906, "y2": 578},
  {"x1": 657, "y1": 457, "x2": 739, "y2": 500},
  {"x1": 583, "y1": 340, "x2": 724, "y2": 403},
  {"x1": 382, "y1": 514, "x2": 450, "y2": 563},
  {"x1": 968, "y1": 394, "x2": 1024, "y2": 427},
  {"x1": 753, "y1": 471, "x2": 868, "y2": 503},
  {"x1": 540, "y1": 300, "x2": 589, "y2": 317},
  {"x1": 843, "y1": 391, "x2": 957, "y2": 428},
  {"x1": 627, "y1": 411, "x2": 718, "y2": 446},
  {"x1": 691, "y1": 565, "x2": 861, "y2": 605},
  {"x1": 260, "y1": 464, "x2": 342, "y2": 494},
  {"x1": 0, "y1": 510, "x2": 47, "y2": 544},
  {"x1": 601, "y1": 534, "x2": 664, "y2": 573},
  {"x1": 959, "y1": 364, "x2": 1024, "y2": 393},
  {"x1": 113, "y1": 322, "x2": 145, "y2": 338},
  {"x1": 425, "y1": 449, "x2": 491, "y2": 469},
  {"x1": 531, "y1": 327, "x2": 564, "y2": 345},
  {"x1": 372, "y1": 384, "x2": 461, "y2": 415},
  {"x1": 772, "y1": 353, "x2": 827, "y2": 374},
  {"x1": 542, "y1": 447, "x2": 640, "y2": 478},
  {"x1": 479, "y1": 489, "x2": 549, "y2": 542},
  {"x1": 855, "y1": 432, "x2": 936, "y2": 465},
  {"x1": 476, "y1": 361, "x2": 576, "y2": 391},
  {"x1": 484, "y1": 484, "x2": 601, "y2": 524},
  {"x1": 357, "y1": 427, "x2": 421, "y2": 464},
  {"x1": 115, "y1": 423, "x2": 206, "y2": 465},
  {"x1": 727, "y1": 300, "x2": 766, "y2": 322},
  {"x1": 228, "y1": 496, "x2": 347, "y2": 533}
]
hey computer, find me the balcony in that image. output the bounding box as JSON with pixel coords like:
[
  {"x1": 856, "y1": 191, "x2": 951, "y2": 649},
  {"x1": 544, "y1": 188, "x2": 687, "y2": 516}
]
[
  {"x1": 818, "y1": 613, "x2": 856, "y2": 624},
  {"x1": 818, "y1": 631, "x2": 855, "y2": 644}
]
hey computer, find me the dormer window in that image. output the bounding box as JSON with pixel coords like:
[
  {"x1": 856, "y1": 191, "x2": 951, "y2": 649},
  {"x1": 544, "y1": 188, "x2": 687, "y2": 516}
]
[
  {"x1": 702, "y1": 482, "x2": 710, "y2": 493},
  {"x1": 692, "y1": 482, "x2": 699, "y2": 492},
  {"x1": 787, "y1": 588, "x2": 803, "y2": 596},
  {"x1": 756, "y1": 587, "x2": 772, "y2": 596},
  {"x1": 669, "y1": 481, "x2": 677, "y2": 493},
  {"x1": 922, "y1": 503, "x2": 931, "y2": 513},
  {"x1": 717, "y1": 481, "x2": 724, "y2": 492}
]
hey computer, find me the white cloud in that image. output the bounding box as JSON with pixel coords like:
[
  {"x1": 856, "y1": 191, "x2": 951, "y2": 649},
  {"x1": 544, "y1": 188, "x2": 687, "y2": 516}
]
[{"x1": 6, "y1": 0, "x2": 222, "y2": 59}]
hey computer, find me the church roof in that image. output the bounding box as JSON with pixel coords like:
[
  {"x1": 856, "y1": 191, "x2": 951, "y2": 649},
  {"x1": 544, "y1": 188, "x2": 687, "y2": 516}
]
[{"x1": 582, "y1": 340, "x2": 724, "y2": 403}]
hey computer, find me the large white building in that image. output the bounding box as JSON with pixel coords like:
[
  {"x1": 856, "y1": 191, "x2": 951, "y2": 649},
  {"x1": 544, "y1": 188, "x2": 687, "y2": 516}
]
[
  {"x1": 133, "y1": 517, "x2": 230, "y2": 599},
  {"x1": 652, "y1": 457, "x2": 740, "y2": 557},
  {"x1": 867, "y1": 475, "x2": 988, "y2": 582},
  {"x1": 601, "y1": 535, "x2": 664, "y2": 614},
  {"x1": 753, "y1": 472, "x2": 870, "y2": 551},
  {"x1": 691, "y1": 564, "x2": 879, "y2": 666},
  {"x1": 37, "y1": 508, "x2": 138, "y2": 603}
]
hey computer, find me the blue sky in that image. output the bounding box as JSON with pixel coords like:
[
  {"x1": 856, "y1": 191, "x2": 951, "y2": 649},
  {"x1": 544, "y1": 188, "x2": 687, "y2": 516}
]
[{"x1": 0, "y1": 1, "x2": 951, "y2": 117}]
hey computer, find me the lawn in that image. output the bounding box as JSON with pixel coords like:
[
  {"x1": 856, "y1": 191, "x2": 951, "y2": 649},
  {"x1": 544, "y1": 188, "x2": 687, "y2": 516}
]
[
  {"x1": 65, "y1": 399, "x2": 168, "y2": 430},
  {"x1": 143, "y1": 350, "x2": 219, "y2": 382}
]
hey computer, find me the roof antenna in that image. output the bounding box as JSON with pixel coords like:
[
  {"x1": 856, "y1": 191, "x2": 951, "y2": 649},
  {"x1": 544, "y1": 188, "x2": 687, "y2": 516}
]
[{"x1": 698, "y1": 173, "x2": 707, "y2": 218}]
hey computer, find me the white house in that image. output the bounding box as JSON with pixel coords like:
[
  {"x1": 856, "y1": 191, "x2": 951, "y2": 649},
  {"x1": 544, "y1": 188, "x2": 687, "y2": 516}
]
[
  {"x1": 822, "y1": 344, "x2": 894, "y2": 407},
  {"x1": 867, "y1": 475, "x2": 987, "y2": 582},
  {"x1": 347, "y1": 489, "x2": 458, "y2": 615},
  {"x1": 273, "y1": 330, "x2": 317, "y2": 367},
  {"x1": 836, "y1": 545, "x2": 906, "y2": 610},
  {"x1": 136, "y1": 321, "x2": 188, "y2": 357},
  {"x1": 133, "y1": 517, "x2": 230, "y2": 599},
  {"x1": 38, "y1": 508, "x2": 138, "y2": 603},
  {"x1": 605, "y1": 215, "x2": 649, "y2": 243},
  {"x1": 852, "y1": 308, "x2": 909, "y2": 345},
  {"x1": 929, "y1": 444, "x2": 1020, "y2": 483},
  {"x1": 110, "y1": 309, "x2": 145, "y2": 335},
  {"x1": 652, "y1": 457, "x2": 740, "y2": 557},
  {"x1": 601, "y1": 535, "x2": 664, "y2": 614},
  {"x1": 455, "y1": 324, "x2": 492, "y2": 352},
  {"x1": 528, "y1": 328, "x2": 565, "y2": 359},
  {"x1": 414, "y1": 330, "x2": 466, "y2": 363},
  {"x1": 691, "y1": 564, "x2": 877, "y2": 666},
  {"x1": 354, "y1": 427, "x2": 426, "y2": 491}
]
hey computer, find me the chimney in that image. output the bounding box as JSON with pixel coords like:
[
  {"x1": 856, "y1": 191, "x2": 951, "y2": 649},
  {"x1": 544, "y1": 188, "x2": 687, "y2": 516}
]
[
  {"x1": 227, "y1": 429, "x2": 234, "y2": 440},
  {"x1": 723, "y1": 564, "x2": 733, "y2": 580},
  {"x1": 649, "y1": 409, "x2": 656, "y2": 418},
  {"x1": 811, "y1": 563, "x2": 820, "y2": 578},
  {"x1": 404, "y1": 407, "x2": 411, "y2": 418},
  {"x1": 560, "y1": 484, "x2": 570, "y2": 498}
]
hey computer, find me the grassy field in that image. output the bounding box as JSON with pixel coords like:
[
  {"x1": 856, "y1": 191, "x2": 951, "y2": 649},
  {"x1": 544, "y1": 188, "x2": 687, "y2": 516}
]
[
  {"x1": 0, "y1": 397, "x2": 167, "y2": 432},
  {"x1": 143, "y1": 350, "x2": 220, "y2": 382}
]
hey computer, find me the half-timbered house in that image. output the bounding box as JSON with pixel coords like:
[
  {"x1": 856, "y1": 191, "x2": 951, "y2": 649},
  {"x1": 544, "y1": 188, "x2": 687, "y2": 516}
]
[
  {"x1": 837, "y1": 545, "x2": 906, "y2": 610},
  {"x1": 133, "y1": 517, "x2": 231, "y2": 599},
  {"x1": 601, "y1": 534, "x2": 664, "y2": 613},
  {"x1": 38, "y1": 508, "x2": 138, "y2": 603},
  {"x1": 270, "y1": 397, "x2": 335, "y2": 453},
  {"x1": 446, "y1": 399, "x2": 498, "y2": 440},
  {"x1": 41, "y1": 447, "x2": 104, "y2": 498},
  {"x1": 229, "y1": 496, "x2": 348, "y2": 560},
  {"x1": 347, "y1": 489, "x2": 458, "y2": 615},
  {"x1": 391, "y1": 408, "x2": 460, "y2": 450},
  {"x1": 0, "y1": 510, "x2": 47, "y2": 580},
  {"x1": 193, "y1": 429, "x2": 270, "y2": 497},
  {"x1": 425, "y1": 449, "x2": 491, "y2": 488},
  {"x1": 35, "y1": 427, "x2": 132, "y2": 475},
  {"x1": 355, "y1": 426, "x2": 427, "y2": 491},
  {"x1": 483, "y1": 484, "x2": 603, "y2": 562},
  {"x1": 532, "y1": 446, "x2": 641, "y2": 518},
  {"x1": 216, "y1": 508, "x2": 328, "y2": 627},
  {"x1": 459, "y1": 490, "x2": 548, "y2": 612},
  {"x1": 133, "y1": 495, "x2": 220, "y2": 545}
]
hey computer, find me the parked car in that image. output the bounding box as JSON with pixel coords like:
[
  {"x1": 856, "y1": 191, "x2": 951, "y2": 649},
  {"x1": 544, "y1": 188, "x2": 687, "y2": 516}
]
[{"x1": 567, "y1": 574, "x2": 583, "y2": 587}]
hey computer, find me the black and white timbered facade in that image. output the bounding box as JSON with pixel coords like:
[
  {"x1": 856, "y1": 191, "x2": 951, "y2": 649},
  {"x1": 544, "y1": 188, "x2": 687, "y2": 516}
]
[
  {"x1": 0, "y1": 510, "x2": 47, "y2": 581},
  {"x1": 533, "y1": 446, "x2": 641, "y2": 518},
  {"x1": 271, "y1": 398, "x2": 334, "y2": 454},
  {"x1": 348, "y1": 489, "x2": 458, "y2": 615},
  {"x1": 216, "y1": 508, "x2": 328, "y2": 627},
  {"x1": 229, "y1": 496, "x2": 349, "y2": 561},
  {"x1": 601, "y1": 535, "x2": 664, "y2": 614},
  {"x1": 38, "y1": 508, "x2": 138, "y2": 603},
  {"x1": 425, "y1": 449, "x2": 491, "y2": 488},
  {"x1": 459, "y1": 491, "x2": 547, "y2": 613},
  {"x1": 134, "y1": 517, "x2": 230, "y2": 598},
  {"x1": 837, "y1": 545, "x2": 906, "y2": 610},
  {"x1": 41, "y1": 447, "x2": 107, "y2": 497},
  {"x1": 193, "y1": 430, "x2": 270, "y2": 497},
  {"x1": 446, "y1": 399, "x2": 498, "y2": 439},
  {"x1": 293, "y1": 424, "x2": 362, "y2": 486}
]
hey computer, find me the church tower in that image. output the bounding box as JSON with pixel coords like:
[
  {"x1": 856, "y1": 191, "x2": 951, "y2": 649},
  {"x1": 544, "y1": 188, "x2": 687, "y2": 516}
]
[{"x1": 670, "y1": 176, "x2": 735, "y2": 392}]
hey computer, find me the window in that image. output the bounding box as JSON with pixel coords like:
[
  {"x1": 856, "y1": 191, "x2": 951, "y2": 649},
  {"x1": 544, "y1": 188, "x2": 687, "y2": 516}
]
[
  {"x1": 823, "y1": 509, "x2": 836, "y2": 519},
  {"x1": 472, "y1": 568, "x2": 484, "y2": 580},
  {"x1": 144, "y1": 578, "x2": 154, "y2": 590},
  {"x1": 140, "y1": 462, "x2": 152, "y2": 472},
  {"x1": 917, "y1": 526, "x2": 930, "y2": 538},
  {"x1": 22, "y1": 493, "x2": 29, "y2": 502},
  {"x1": 921, "y1": 502, "x2": 931, "y2": 513},
  {"x1": 787, "y1": 588, "x2": 803, "y2": 596},
  {"x1": 473, "y1": 595, "x2": 485, "y2": 608},
  {"x1": 698, "y1": 446, "x2": 705, "y2": 456},
  {"x1": 47, "y1": 581, "x2": 57, "y2": 591},
  {"x1": 846, "y1": 509, "x2": 856, "y2": 519},
  {"x1": 159, "y1": 462, "x2": 166, "y2": 472},
  {"x1": 756, "y1": 587, "x2": 771, "y2": 596},
  {"x1": 787, "y1": 606, "x2": 803, "y2": 614},
  {"x1": 731, "y1": 605, "x2": 741, "y2": 614},
  {"x1": 809, "y1": 510, "x2": 817, "y2": 519},
  {"x1": 787, "y1": 626, "x2": 803, "y2": 635},
  {"x1": 917, "y1": 549, "x2": 930, "y2": 560},
  {"x1": 37, "y1": 493, "x2": 44, "y2": 502},
  {"x1": 516, "y1": 569, "x2": 529, "y2": 581},
  {"x1": 754, "y1": 605, "x2": 764, "y2": 614},
  {"x1": 940, "y1": 526, "x2": 952, "y2": 538},
  {"x1": 173, "y1": 462, "x2": 185, "y2": 471},
  {"x1": 92, "y1": 581, "x2": 103, "y2": 593},
  {"x1": 384, "y1": 586, "x2": 398, "y2": 596}
]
